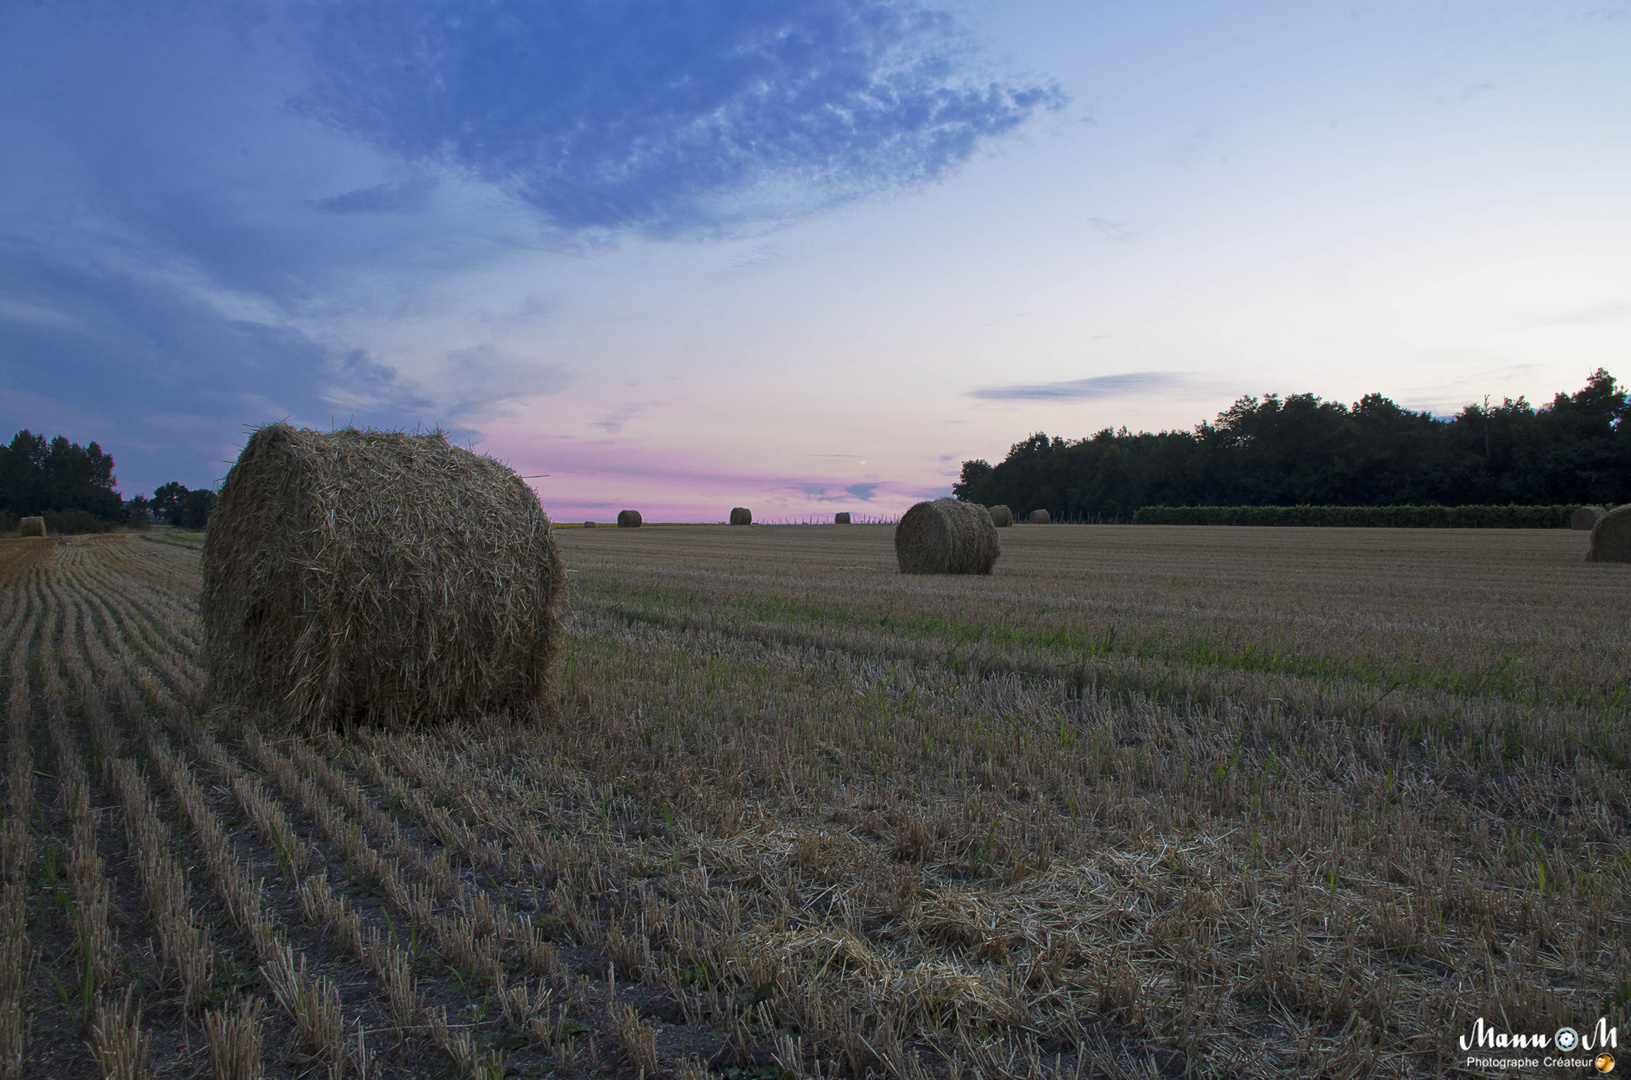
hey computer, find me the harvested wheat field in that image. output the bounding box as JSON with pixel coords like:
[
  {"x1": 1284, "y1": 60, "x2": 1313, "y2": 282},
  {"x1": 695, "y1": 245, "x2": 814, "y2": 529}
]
[{"x1": 1, "y1": 524, "x2": 1627, "y2": 1079}]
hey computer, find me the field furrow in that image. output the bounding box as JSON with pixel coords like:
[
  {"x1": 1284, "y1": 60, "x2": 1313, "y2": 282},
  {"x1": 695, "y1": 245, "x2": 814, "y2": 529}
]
[{"x1": 0, "y1": 528, "x2": 1626, "y2": 1078}]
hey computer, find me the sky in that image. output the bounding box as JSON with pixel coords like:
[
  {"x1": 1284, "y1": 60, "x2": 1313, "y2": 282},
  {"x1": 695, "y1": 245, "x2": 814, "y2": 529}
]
[{"x1": 2, "y1": 0, "x2": 1627, "y2": 522}]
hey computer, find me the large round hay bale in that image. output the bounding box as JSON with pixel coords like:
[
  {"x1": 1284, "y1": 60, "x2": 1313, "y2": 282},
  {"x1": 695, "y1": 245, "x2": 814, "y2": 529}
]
[
  {"x1": 1586, "y1": 505, "x2": 1631, "y2": 563},
  {"x1": 200, "y1": 424, "x2": 565, "y2": 734},
  {"x1": 583, "y1": 520, "x2": 597, "y2": 528},
  {"x1": 895, "y1": 498, "x2": 999, "y2": 575},
  {"x1": 18, "y1": 516, "x2": 46, "y2": 537},
  {"x1": 1026, "y1": 508, "x2": 1051, "y2": 525},
  {"x1": 617, "y1": 510, "x2": 642, "y2": 528},
  {"x1": 835, "y1": 512, "x2": 851, "y2": 525},
  {"x1": 730, "y1": 507, "x2": 752, "y2": 525},
  {"x1": 1573, "y1": 506, "x2": 1606, "y2": 530},
  {"x1": 987, "y1": 505, "x2": 1013, "y2": 528}
]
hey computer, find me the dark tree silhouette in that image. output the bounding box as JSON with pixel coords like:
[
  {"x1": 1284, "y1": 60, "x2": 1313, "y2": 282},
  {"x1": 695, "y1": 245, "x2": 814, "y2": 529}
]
[{"x1": 958, "y1": 370, "x2": 1629, "y2": 520}]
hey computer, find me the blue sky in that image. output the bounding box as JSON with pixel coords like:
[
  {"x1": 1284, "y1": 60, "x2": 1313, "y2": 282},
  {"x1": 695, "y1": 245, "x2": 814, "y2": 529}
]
[{"x1": 3, "y1": 1, "x2": 1627, "y2": 520}]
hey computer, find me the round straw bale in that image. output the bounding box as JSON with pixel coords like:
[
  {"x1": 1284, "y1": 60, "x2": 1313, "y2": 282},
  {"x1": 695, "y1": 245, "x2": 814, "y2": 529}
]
[
  {"x1": 730, "y1": 507, "x2": 752, "y2": 525},
  {"x1": 18, "y1": 516, "x2": 46, "y2": 537},
  {"x1": 895, "y1": 498, "x2": 999, "y2": 575},
  {"x1": 835, "y1": 512, "x2": 851, "y2": 525},
  {"x1": 583, "y1": 520, "x2": 597, "y2": 528},
  {"x1": 1586, "y1": 505, "x2": 1631, "y2": 563},
  {"x1": 200, "y1": 424, "x2": 565, "y2": 735},
  {"x1": 1027, "y1": 508, "x2": 1051, "y2": 525},
  {"x1": 617, "y1": 510, "x2": 642, "y2": 528},
  {"x1": 1573, "y1": 506, "x2": 1606, "y2": 530},
  {"x1": 987, "y1": 504, "x2": 1013, "y2": 528}
]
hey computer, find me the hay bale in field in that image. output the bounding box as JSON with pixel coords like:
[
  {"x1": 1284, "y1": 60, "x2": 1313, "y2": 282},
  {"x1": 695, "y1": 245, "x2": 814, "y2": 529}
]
[
  {"x1": 583, "y1": 520, "x2": 597, "y2": 528},
  {"x1": 730, "y1": 507, "x2": 752, "y2": 525},
  {"x1": 1586, "y1": 505, "x2": 1631, "y2": 563},
  {"x1": 895, "y1": 498, "x2": 999, "y2": 575},
  {"x1": 18, "y1": 516, "x2": 46, "y2": 537},
  {"x1": 1573, "y1": 506, "x2": 1606, "y2": 530},
  {"x1": 200, "y1": 424, "x2": 565, "y2": 735},
  {"x1": 1027, "y1": 508, "x2": 1051, "y2": 525},
  {"x1": 987, "y1": 504, "x2": 1013, "y2": 528},
  {"x1": 835, "y1": 512, "x2": 851, "y2": 524},
  {"x1": 617, "y1": 510, "x2": 642, "y2": 528}
]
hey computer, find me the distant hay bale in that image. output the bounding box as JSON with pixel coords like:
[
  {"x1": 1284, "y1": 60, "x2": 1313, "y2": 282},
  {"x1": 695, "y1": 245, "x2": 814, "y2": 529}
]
[
  {"x1": 987, "y1": 505, "x2": 1013, "y2": 528},
  {"x1": 730, "y1": 507, "x2": 752, "y2": 525},
  {"x1": 1573, "y1": 506, "x2": 1606, "y2": 530},
  {"x1": 18, "y1": 516, "x2": 46, "y2": 537},
  {"x1": 583, "y1": 521, "x2": 597, "y2": 528},
  {"x1": 835, "y1": 512, "x2": 851, "y2": 524},
  {"x1": 1027, "y1": 509, "x2": 1051, "y2": 525},
  {"x1": 200, "y1": 424, "x2": 565, "y2": 735},
  {"x1": 1586, "y1": 505, "x2": 1631, "y2": 563},
  {"x1": 617, "y1": 510, "x2": 642, "y2": 528},
  {"x1": 895, "y1": 498, "x2": 999, "y2": 575}
]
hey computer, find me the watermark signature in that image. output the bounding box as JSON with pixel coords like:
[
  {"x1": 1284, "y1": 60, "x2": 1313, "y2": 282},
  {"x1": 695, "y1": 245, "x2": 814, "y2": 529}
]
[{"x1": 1458, "y1": 1017, "x2": 1617, "y2": 1072}]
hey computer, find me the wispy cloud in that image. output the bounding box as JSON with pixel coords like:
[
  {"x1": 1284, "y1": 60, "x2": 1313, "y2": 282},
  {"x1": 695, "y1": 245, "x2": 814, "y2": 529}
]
[
  {"x1": 591, "y1": 401, "x2": 661, "y2": 436},
  {"x1": 0, "y1": 240, "x2": 435, "y2": 491},
  {"x1": 970, "y1": 371, "x2": 1203, "y2": 401},
  {"x1": 1087, "y1": 217, "x2": 1138, "y2": 242},
  {"x1": 300, "y1": 0, "x2": 1066, "y2": 235},
  {"x1": 0, "y1": 0, "x2": 1063, "y2": 492},
  {"x1": 310, "y1": 176, "x2": 438, "y2": 215},
  {"x1": 787, "y1": 481, "x2": 882, "y2": 503},
  {"x1": 1519, "y1": 303, "x2": 1631, "y2": 328},
  {"x1": 442, "y1": 344, "x2": 573, "y2": 419}
]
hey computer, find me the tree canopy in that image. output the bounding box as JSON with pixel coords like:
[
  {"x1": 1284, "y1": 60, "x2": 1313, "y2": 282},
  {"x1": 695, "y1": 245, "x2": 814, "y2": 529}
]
[
  {"x1": 0, "y1": 430, "x2": 123, "y2": 520},
  {"x1": 955, "y1": 369, "x2": 1630, "y2": 520}
]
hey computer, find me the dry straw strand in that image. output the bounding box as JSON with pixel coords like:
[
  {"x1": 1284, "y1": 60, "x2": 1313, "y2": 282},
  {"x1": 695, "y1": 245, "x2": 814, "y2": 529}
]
[
  {"x1": 730, "y1": 507, "x2": 752, "y2": 525},
  {"x1": 204, "y1": 997, "x2": 264, "y2": 1080},
  {"x1": 200, "y1": 424, "x2": 566, "y2": 734},
  {"x1": 1586, "y1": 504, "x2": 1631, "y2": 562},
  {"x1": 1572, "y1": 505, "x2": 1605, "y2": 530},
  {"x1": 895, "y1": 499, "x2": 999, "y2": 575},
  {"x1": 987, "y1": 505, "x2": 1013, "y2": 528},
  {"x1": 617, "y1": 510, "x2": 642, "y2": 528},
  {"x1": 90, "y1": 988, "x2": 152, "y2": 1080}
]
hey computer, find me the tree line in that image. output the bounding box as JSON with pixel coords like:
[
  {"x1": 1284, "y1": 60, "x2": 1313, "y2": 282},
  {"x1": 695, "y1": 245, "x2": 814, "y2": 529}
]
[
  {"x1": 954, "y1": 369, "x2": 1629, "y2": 521},
  {"x1": 1, "y1": 429, "x2": 216, "y2": 531}
]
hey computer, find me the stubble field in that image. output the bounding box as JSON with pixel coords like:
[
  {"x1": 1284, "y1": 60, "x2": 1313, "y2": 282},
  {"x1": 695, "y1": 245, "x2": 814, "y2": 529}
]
[{"x1": 0, "y1": 523, "x2": 1627, "y2": 1079}]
